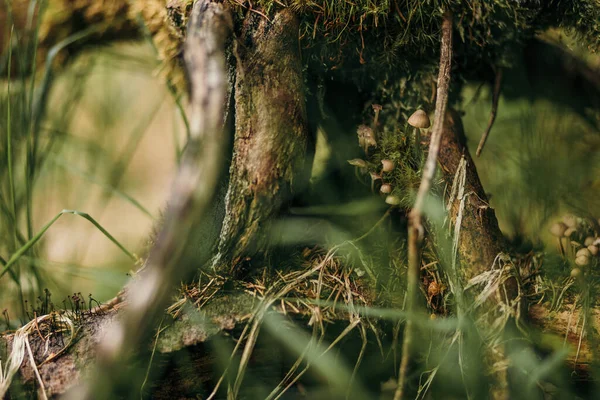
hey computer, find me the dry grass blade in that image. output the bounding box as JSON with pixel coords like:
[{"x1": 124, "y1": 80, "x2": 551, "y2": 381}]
[{"x1": 0, "y1": 313, "x2": 75, "y2": 400}]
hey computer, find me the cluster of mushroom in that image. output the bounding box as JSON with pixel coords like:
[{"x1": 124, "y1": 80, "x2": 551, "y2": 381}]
[
  {"x1": 378, "y1": 159, "x2": 400, "y2": 205},
  {"x1": 349, "y1": 108, "x2": 431, "y2": 207},
  {"x1": 549, "y1": 214, "x2": 600, "y2": 278},
  {"x1": 347, "y1": 158, "x2": 400, "y2": 204}
]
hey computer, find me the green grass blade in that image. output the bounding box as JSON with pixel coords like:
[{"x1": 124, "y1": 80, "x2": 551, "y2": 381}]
[
  {"x1": 0, "y1": 209, "x2": 136, "y2": 280},
  {"x1": 26, "y1": 23, "x2": 107, "y2": 241},
  {"x1": 6, "y1": 26, "x2": 18, "y2": 251},
  {"x1": 50, "y1": 156, "x2": 155, "y2": 219}
]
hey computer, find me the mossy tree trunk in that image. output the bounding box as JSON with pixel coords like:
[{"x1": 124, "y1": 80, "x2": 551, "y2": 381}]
[
  {"x1": 2, "y1": 1, "x2": 600, "y2": 398},
  {"x1": 212, "y1": 8, "x2": 309, "y2": 272}
]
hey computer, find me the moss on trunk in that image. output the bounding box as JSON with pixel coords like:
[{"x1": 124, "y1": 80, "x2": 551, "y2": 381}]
[{"x1": 213, "y1": 9, "x2": 309, "y2": 271}]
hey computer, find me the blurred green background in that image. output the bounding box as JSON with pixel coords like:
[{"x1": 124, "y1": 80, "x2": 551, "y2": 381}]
[{"x1": 1, "y1": 42, "x2": 184, "y2": 320}]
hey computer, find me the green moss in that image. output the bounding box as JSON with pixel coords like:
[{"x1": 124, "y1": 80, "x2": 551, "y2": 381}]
[{"x1": 157, "y1": 293, "x2": 253, "y2": 353}]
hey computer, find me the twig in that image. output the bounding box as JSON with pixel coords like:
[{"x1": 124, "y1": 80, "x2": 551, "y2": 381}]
[
  {"x1": 68, "y1": 2, "x2": 234, "y2": 398},
  {"x1": 476, "y1": 68, "x2": 503, "y2": 157},
  {"x1": 395, "y1": 10, "x2": 453, "y2": 400}
]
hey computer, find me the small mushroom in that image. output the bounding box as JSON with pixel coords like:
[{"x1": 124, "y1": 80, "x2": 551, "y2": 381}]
[
  {"x1": 357, "y1": 124, "x2": 377, "y2": 155},
  {"x1": 385, "y1": 195, "x2": 401, "y2": 205},
  {"x1": 584, "y1": 236, "x2": 595, "y2": 247},
  {"x1": 575, "y1": 256, "x2": 590, "y2": 267},
  {"x1": 381, "y1": 159, "x2": 395, "y2": 173},
  {"x1": 550, "y1": 222, "x2": 567, "y2": 237},
  {"x1": 372, "y1": 104, "x2": 382, "y2": 135},
  {"x1": 550, "y1": 222, "x2": 567, "y2": 256},
  {"x1": 575, "y1": 248, "x2": 591, "y2": 267},
  {"x1": 369, "y1": 172, "x2": 382, "y2": 192},
  {"x1": 587, "y1": 245, "x2": 599, "y2": 256},
  {"x1": 380, "y1": 184, "x2": 392, "y2": 194},
  {"x1": 408, "y1": 109, "x2": 431, "y2": 129},
  {"x1": 564, "y1": 227, "x2": 576, "y2": 238},
  {"x1": 563, "y1": 214, "x2": 577, "y2": 228},
  {"x1": 571, "y1": 267, "x2": 583, "y2": 278},
  {"x1": 408, "y1": 109, "x2": 431, "y2": 151},
  {"x1": 576, "y1": 247, "x2": 591, "y2": 259}
]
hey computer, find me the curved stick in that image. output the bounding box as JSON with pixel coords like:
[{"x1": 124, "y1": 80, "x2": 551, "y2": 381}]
[
  {"x1": 65, "y1": 1, "x2": 233, "y2": 398},
  {"x1": 476, "y1": 68, "x2": 503, "y2": 157},
  {"x1": 396, "y1": 10, "x2": 453, "y2": 400}
]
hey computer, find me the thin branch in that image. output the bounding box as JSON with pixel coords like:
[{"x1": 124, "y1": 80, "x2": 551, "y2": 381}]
[
  {"x1": 396, "y1": 10, "x2": 453, "y2": 400},
  {"x1": 476, "y1": 68, "x2": 503, "y2": 157},
  {"x1": 66, "y1": 1, "x2": 233, "y2": 398}
]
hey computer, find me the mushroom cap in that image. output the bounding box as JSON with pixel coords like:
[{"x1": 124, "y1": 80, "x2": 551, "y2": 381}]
[
  {"x1": 576, "y1": 255, "x2": 590, "y2": 266},
  {"x1": 587, "y1": 245, "x2": 599, "y2": 256},
  {"x1": 372, "y1": 103, "x2": 382, "y2": 112},
  {"x1": 381, "y1": 159, "x2": 395, "y2": 172},
  {"x1": 584, "y1": 236, "x2": 595, "y2": 246},
  {"x1": 564, "y1": 227, "x2": 576, "y2": 237},
  {"x1": 562, "y1": 214, "x2": 577, "y2": 228},
  {"x1": 550, "y1": 222, "x2": 567, "y2": 237},
  {"x1": 571, "y1": 267, "x2": 583, "y2": 277},
  {"x1": 370, "y1": 172, "x2": 382, "y2": 181},
  {"x1": 385, "y1": 195, "x2": 401, "y2": 205},
  {"x1": 380, "y1": 184, "x2": 392, "y2": 194},
  {"x1": 357, "y1": 124, "x2": 377, "y2": 147},
  {"x1": 408, "y1": 109, "x2": 431, "y2": 129},
  {"x1": 576, "y1": 248, "x2": 591, "y2": 258}
]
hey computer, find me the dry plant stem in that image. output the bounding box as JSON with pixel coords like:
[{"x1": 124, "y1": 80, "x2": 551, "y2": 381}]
[
  {"x1": 476, "y1": 68, "x2": 503, "y2": 157},
  {"x1": 67, "y1": 2, "x2": 233, "y2": 398},
  {"x1": 395, "y1": 11, "x2": 453, "y2": 400}
]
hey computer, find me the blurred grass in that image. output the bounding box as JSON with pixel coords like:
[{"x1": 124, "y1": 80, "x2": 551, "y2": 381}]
[
  {"x1": 1, "y1": 37, "x2": 184, "y2": 322},
  {"x1": 462, "y1": 86, "x2": 600, "y2": 244}
]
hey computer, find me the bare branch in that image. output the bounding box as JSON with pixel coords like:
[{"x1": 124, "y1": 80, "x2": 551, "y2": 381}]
[
  {"x1": 476, "y1": 68, "x2": 503, "y2": 157},
  {"x1": 396, "y1": 10, "x2": 453, "y2": 400},
  {"x1": 63, "y1": 1, "x2": 233, "y2": 398}
]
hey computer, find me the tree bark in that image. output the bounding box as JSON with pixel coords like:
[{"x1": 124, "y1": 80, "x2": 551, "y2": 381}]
[
  {"x1": 212, "y1": 8, "x2": 309, "y2": 272},
  {"x1": 439, "y1": 109, "x2": 509, "y2": 282},
  {"x1": 436, "y1": 109, "x2": 522, "y2": 399}
]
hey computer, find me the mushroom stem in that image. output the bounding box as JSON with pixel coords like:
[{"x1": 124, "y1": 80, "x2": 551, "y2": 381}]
[
  {"x1": 557, "y1": 237, "x2": 565, "y2": 258},
  {"x1": 413, "y1": 127, "x2": 421, "y2": 159},
  {"x1": 372, "y1": 104, "x2": 382, "y2": 141}
]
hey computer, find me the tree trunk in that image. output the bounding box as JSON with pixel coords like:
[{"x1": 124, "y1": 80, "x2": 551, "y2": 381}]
[{"x1": 212, "y1": 9, "x2": 309, "y2": 272}]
